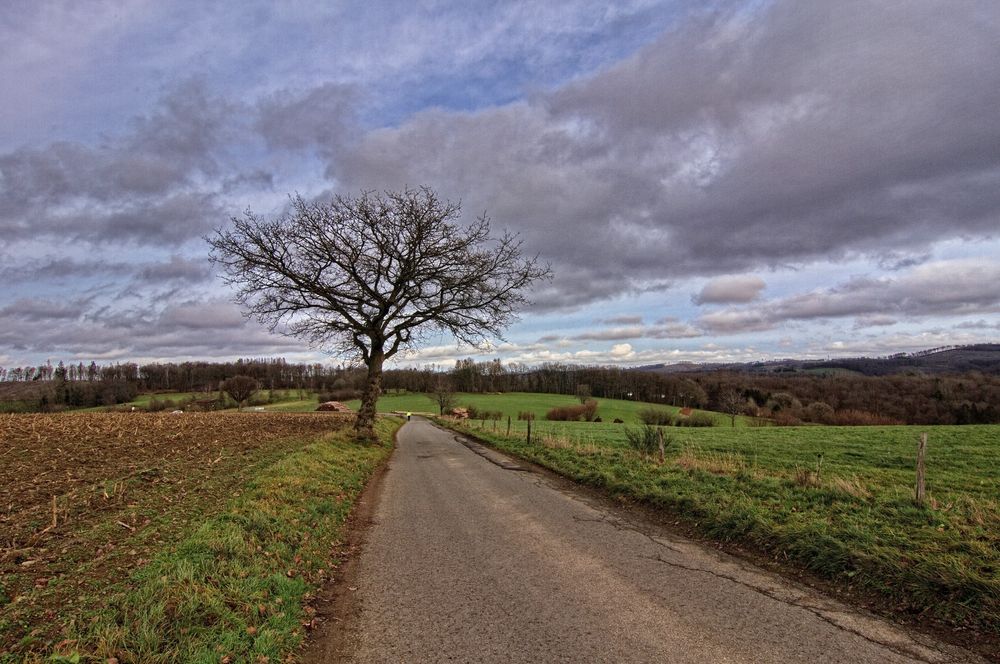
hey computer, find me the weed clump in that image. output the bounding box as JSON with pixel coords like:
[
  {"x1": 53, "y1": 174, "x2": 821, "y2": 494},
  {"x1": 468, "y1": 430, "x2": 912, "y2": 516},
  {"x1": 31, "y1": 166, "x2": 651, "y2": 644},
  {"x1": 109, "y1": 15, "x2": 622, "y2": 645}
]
[{"x1": 624, "y1": 424, "x2": 670, "y2": 458}]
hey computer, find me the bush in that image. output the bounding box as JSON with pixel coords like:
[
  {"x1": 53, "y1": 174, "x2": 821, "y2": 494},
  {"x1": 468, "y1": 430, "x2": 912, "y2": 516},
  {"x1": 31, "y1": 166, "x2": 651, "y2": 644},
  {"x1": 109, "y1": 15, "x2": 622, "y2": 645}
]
[
  {"x1": 766, "y1": 391, "x2": 802, "y2": 412},
  {"x1": 517, "y1": 411, "x2": 535, "y2": 421},
  {"x1": 803, "y1": 401, "x2": 835, "y2": 424},
  {"x1": 546, "y1": 399, "x2": 599, "y2": 422},
  {"x1": 545, "y1": 406, "x2": 573, "y2": 421},
  {"x1": 638, "y1": 407, "x2": 674, "y2": 426},
  {"x1": 676, "y1": 412, "x2": 714, "y2": 427},
  {"x1": 772, "y1": 412, "x2": 803, "y2": 426},
  {"x1": 624, "y1": 424, "x2": 670, "y2": 457}
]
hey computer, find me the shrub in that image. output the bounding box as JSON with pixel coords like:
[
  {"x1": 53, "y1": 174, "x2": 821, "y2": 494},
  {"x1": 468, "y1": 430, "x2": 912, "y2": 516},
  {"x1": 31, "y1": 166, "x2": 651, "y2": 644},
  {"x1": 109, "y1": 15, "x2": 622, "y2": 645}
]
[
  {"x1": 545, "y1": 406, "x2": 573, "y2": 421},
  {"x1": 803, "y1": 401, "x2": 835, "y2": 424},
  {"x1": 772, "y1": 412, "x2": 803, "y2": 426},
  {"x1": 546, "y1": 400, "x2": 599, "y2": 421},
  {"x1": 676, "y1": 412, "x2": 714, "y2": 427},
  {"x1": 517, "y1": 411, "x2": 535, "y2": 421},
  {"x1": 624, "y1": 425, "x2": 671, "y2": 457},
  {"x1": 613, "y1": 418, "x2": 624, "y2": 424},
  {"x1": 638, "y1": 407, "x2": 674, "y2": 426}
]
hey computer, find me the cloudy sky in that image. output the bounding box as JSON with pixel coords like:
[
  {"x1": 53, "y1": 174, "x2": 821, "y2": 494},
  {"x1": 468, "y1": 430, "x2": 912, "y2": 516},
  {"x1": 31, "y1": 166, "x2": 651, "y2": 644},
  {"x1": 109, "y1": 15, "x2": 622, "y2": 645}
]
[{"x1": 1, "y1": 0, "x2": 998, "y2": 370}]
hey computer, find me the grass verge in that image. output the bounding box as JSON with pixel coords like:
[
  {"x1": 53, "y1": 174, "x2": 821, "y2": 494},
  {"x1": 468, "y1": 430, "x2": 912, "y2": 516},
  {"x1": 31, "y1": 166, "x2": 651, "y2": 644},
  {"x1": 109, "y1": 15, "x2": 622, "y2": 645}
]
[
  {"x1": 32, "y1": 417, "x2": 398, "y2": 664},
  {"x1": 441, "y1": 419, "x2": 1000, "y2": 641}
]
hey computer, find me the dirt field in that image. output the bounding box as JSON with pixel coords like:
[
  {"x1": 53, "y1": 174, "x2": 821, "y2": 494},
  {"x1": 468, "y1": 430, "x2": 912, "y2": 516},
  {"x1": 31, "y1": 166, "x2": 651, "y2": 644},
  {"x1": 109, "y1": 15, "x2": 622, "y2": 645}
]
[{"x1": 0, "y1": 412, "x2": 351, "y2": 655}]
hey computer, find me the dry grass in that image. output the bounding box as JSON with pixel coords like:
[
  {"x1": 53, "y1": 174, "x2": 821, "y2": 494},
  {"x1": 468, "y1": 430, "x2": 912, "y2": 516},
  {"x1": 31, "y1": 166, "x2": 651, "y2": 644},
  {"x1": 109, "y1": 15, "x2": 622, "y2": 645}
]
[{"x1": 674, "y1": 447, "x2": 751, "y2": 476}]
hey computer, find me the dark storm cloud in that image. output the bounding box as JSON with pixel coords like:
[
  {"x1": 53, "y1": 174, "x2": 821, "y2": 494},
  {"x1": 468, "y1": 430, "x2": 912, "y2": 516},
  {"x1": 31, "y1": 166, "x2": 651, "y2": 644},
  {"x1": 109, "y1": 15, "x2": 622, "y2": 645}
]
[
  {"x1": 0, "y1": 255, "x2": 211, "y2": 288},
  {"x1": 0, "y1": 296, "x2": 303, "y2": 360},
  {"x1": 955, "y1": 320, "x2": 1000, "y2": 331},
  {"x1": 877, "y1": 252, "x2": 933, "y2": 272},
  {"x1": 0, "y1": 257, "x2": 132, "y2": 283},
  {"x1": 696, "y1": 258, "x2": 1000, "y2": 334},
  {"x1": 0, "y1": 81, "x2": 230, "y2": 244},
  {"x1": 256, "y1": 83, "x2": 359, "y2": 155},
  {"x1": 598, "y1": 315, "x2": 644, "y2": 325},
  {"x1": 329, "y1": 0, "x2": 1000, "y2": 308},
  {"x1": 136, "y1": 256, "x2": 212, "y2": 284},
  {"x1": 571, "y1": 318, "x2": 701, "y2": 341},
  {"x1": 0, "y1": 298, "x2": 87, "y2": 322}
]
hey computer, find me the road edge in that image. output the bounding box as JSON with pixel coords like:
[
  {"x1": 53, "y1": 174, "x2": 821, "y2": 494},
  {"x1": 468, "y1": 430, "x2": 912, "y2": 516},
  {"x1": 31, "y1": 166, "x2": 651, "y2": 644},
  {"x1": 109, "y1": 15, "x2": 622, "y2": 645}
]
[{"x1": 298, "y1": 428, "x2": 398, "y2": 663}]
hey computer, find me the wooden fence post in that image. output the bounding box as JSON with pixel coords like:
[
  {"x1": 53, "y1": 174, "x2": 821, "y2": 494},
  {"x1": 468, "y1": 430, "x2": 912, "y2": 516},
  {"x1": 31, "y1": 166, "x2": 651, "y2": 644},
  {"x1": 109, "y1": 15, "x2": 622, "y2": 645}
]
[
  {"x1": 915, "y1": 432, "x2": 927, "y2": 505},
  {"x1": 506, "y1": 415, "x2": 511, "y2": 437},
  {"x1": 527, "y1": 417, "x2": 532, "y2": 445},
  {"x1": 657, "y1": 427, "x2": 665, "y2": 465}
]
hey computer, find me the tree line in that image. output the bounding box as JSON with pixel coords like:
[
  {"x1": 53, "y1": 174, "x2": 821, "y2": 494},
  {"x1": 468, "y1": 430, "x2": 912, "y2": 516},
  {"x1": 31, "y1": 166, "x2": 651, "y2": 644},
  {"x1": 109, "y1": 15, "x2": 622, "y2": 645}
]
[
  {"x1": 382, "y1": 359, "x2": 1000, "y2": 426},
  {"x1": 3, "y1": 356, "x2": 998, "y2": 424}
]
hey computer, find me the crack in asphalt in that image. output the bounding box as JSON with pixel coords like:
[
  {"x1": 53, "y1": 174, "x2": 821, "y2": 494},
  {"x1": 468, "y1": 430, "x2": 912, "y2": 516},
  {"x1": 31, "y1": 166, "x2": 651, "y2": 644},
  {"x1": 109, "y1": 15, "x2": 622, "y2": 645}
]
[{"x1": 451, "y1": 433, "x2": 528, "y2": 471}]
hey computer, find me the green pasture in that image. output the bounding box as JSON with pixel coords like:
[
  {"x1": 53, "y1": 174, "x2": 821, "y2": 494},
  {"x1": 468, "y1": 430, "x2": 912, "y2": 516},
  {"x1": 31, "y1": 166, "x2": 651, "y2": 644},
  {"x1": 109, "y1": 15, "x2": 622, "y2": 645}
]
[
  {"x1": 342, "y1": 391, "x2": 745, "y2": 426},
  {"x1": 447, "y1": 418, "x2": 1000, "y2": 634}
]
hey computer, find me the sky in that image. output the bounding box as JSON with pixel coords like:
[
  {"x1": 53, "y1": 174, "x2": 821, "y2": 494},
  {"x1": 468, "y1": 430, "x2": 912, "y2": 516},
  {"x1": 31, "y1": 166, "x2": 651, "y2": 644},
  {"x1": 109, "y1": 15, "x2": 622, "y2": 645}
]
[{"x1": 1, "y1": 0, "x2": 998, "y2": 370}]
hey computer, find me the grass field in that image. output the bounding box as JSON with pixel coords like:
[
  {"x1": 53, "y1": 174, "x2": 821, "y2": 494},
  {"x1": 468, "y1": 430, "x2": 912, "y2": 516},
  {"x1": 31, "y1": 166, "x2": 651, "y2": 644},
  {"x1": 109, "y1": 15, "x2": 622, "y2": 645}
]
[
  {"x1": 341, "y1": 391, "x2": 746, "y2": 426},
  {"x1": 0, "y1": 412, "x2": 398, "y2": 662},
  {"x1": 445, "y1": 415, "x2": 1000, "y2": 637}
]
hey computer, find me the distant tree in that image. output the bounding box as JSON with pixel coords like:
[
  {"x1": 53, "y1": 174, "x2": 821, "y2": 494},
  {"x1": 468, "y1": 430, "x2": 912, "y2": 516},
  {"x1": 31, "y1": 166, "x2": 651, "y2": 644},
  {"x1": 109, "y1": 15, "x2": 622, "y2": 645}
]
[
  {"x1": 428, "y1": 376, "x2": 458, "y2": 415},
  {"x1": 718, "y1": 389, "x2": 747, "y2": 428},
  {"x1": 222, "y1": 375, "x2": 259, "y2": 411},
  {"x1": 575, "y1": 383, "x2": 592, "y2": 403},
  {"x1": 209, "y1": 187, "x2": 550, "y2": 440}
]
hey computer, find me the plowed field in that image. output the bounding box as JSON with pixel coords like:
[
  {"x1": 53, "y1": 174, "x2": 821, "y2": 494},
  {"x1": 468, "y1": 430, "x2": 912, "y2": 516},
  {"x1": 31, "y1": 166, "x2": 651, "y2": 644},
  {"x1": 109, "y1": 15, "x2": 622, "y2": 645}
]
[{"x1": 0, "y1": 412, "x2": 350, "y2": 655}]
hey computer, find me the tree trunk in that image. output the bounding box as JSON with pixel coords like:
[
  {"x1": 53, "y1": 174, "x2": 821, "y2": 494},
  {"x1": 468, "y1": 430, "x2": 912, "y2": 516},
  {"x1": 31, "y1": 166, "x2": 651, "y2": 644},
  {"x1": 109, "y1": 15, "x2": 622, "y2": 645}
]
[{"x1": 355, "y1": 352, "x2": 384, "y2": 440}]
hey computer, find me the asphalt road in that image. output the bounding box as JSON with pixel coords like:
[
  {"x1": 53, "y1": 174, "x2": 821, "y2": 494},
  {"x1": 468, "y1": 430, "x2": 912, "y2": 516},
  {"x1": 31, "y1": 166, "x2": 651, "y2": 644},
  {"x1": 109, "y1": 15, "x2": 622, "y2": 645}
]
[{"x1": 313, "y1": 418, "x2": 983, "y2": 663}]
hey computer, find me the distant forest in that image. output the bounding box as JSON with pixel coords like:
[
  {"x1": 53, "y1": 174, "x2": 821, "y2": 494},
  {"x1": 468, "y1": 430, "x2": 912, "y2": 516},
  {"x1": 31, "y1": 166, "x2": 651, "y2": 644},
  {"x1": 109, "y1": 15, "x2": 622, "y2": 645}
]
[{"x1": 1, "y1": 348, "x2": 998, "y2": 424}]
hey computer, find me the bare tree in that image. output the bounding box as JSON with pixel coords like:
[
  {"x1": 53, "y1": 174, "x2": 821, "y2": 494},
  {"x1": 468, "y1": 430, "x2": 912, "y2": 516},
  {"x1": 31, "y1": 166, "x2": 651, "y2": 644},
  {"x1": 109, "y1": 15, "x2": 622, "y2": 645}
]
[
  {"x1": 208, "y1": 187, "x2": 550, "y2": 439},
  {"x1": 718, "y1": 389, "x2": 746, "y2": 428},
  {"x1": 223, "y1": 375, "x2": 259, "y2": 411},
  {"x1": 428, "y1": 376, "x2": 458, "y2": 415}
]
